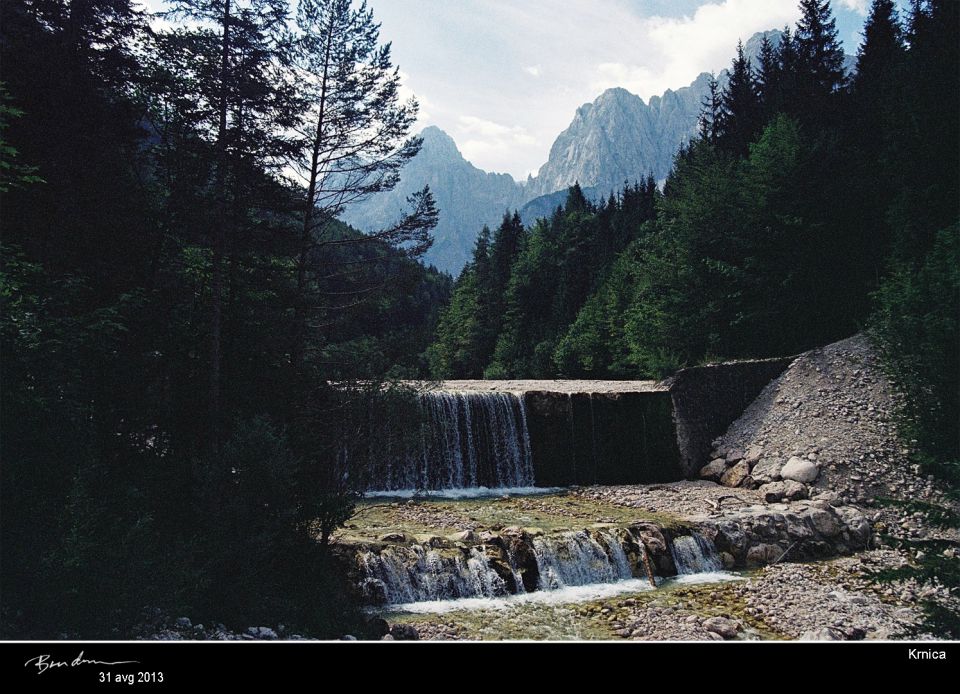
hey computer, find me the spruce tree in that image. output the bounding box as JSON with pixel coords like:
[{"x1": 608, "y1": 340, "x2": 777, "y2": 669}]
[
  {"x1": 757, "y1": 34, "x2": 781, "y2": 118},
  {"x1": 720, "y1": 40, "x2": 762, "y2": 156},
  {"x1": 794, "y1": 0, "x2": 846, "y2": 110},
  {"x1": 697, "y1": 75, "x2": 724, "y2": 146}
]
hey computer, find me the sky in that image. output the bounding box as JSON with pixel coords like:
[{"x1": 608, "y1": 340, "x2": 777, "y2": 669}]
[
  {"x1": 370, "y1": 0, "x2": 889, "y2": 179},
  {"x1": 145, "y1": 1, "x2": 904, "y2": 179}
]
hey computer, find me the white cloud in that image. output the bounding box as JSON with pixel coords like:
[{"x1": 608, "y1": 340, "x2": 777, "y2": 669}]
[
  {"x1": 591, "y1": 0, "x2": 799, "y2": 99},
  {"x1": 397, "y1": 70, "x2": 434, "y2": 125},
  {"x1": 456, "y1": 116, "x2": 540, "y2": 174},
  {"x1": 837, "y1": 0, "x2": 870, "y2": 14},
  {"x1": 373, "y1": 0, "x2": 819, "y2": 177}
]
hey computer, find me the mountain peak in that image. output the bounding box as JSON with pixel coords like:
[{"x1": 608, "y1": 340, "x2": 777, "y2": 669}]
[{"x1": 419, "y1": 126, "x2": 461, "y2": 157}]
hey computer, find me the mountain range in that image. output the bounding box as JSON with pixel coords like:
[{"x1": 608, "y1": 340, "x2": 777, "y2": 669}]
[{"x1": 340, "y1": 30, "x2": 852, "y2": 275}]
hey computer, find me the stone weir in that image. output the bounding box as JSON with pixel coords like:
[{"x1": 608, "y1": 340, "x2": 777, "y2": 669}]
[
  {"x1": 401, "y1": 361, "x2": 795, "y2": 488},
  {"x1": 410, "y1": 381, "x2": 681, "y2": 488},
  {"x1": 345, "y1": 499, "x2": 872, "y2": 606},
  {"x1": 467, "y1": 381, "x2": 680, "y2": 486}
]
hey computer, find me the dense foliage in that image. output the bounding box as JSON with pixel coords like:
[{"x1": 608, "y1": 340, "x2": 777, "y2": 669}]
[
  {"x1": 430, "y1": 1, "x2": 959, "y2": 472},
  {"x1": 0, "y1": 0, "x2": 449, "y2": 638}
]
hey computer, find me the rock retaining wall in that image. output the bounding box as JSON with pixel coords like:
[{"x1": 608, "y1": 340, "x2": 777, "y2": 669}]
[{"x1": 669, "y1": 357, "x2": 795, "y2": 477}]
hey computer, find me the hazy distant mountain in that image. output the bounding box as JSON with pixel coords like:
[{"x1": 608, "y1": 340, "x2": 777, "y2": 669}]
[
  {"x1": 342, "y1": 30, "x2": 854, "y2": 275},
  {"x1": 339, "y1": 126, "x2": 524, "y2": 274}
]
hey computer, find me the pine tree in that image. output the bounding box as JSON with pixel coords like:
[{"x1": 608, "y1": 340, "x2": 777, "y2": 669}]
[
  {"x1": 159, "y1": 0, "x2": 299, "y2": 450},
  {"x1": 697, "y1": 75, "x2": 724, "y2": 146},
  {"x1": 720, "y1": 40, "x2": 762, "y2": 156},
  {"x1": 855, "y1": 0, "x2": 904, "y2": 92},
  {"x1": 757, "y1": 34, "x2": 781, "y2": 118},
  {"x1": 288, "y1": 0, "x2": 437, "y2": 369},
  {"x1": 794, "y1": 0, "x2": 847, "y2": 108}
]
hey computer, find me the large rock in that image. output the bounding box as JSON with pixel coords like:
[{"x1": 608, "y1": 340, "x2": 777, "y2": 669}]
[
  {"x1": 720, "y1": 460, "x2": 751, "y2": 488},
  {"x1": 781, "y1": 457, "x2": 819, "y2": 484},
  {"x1": 390, "y1": 624, "x2": 420, "y2": 641},
  {"x1": 759, "y1": 479, "x2": 808, "y2": 502},
  {"x1": 746, "y1": 543, "x2": 782, "y2": 566},
  {"x1": 759, "y1": 481, "x2": 787, "y2": 502},
  {"x1": 751, "y1": 458, "x2": 783, "y2": 485},
  {"x1": 702, "y1": 616, "x2": 739, "y2": 639},
  {"x1": 699, "y1": 458, "x2": 728, "y2": 481},
  {"x1": 808, "y1": 508, "x2": 841, "y2": 537}
]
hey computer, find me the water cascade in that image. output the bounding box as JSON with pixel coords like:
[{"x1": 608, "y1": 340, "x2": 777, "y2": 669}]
[
  {"x1": 370, "y1": 391, "x2": 535, "y2": 492},
  {"x1": 358, "y1": 527, "x2": 646, "y2": 605},
  {"x1": 669, "y1": 532, "x2": 723, "y2": 574}
]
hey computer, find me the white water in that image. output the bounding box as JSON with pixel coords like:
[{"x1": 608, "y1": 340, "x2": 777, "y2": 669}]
[
  {"x1": 364, "y1": 486, "x2": 563, "y2": 500},
  {"x1": 370, "y1": 391, "x2": 536, "y2": 492},
  {"x1": 669, "y1": 532, "x2": 724, "y2": 574},
  {"x1": 358, "y1": 545, "x2": 511, "y2": 605},
  {"x1": 380, "y1": 572, "x2": 743, "y2": 615},
  {"x1": 360, "y1": 527, "x2": 644, "y2": 605},
  {"x1": 533, "y1": 529, "x2": 635, "y2": 590},
  {"x1": 384, "y1": 578, "x2": 657, "y2": 614}
]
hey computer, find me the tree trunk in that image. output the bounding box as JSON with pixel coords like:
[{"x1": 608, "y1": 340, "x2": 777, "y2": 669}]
[{"x1": 292, "y1": 12, "x2": 335, "y2": 370}]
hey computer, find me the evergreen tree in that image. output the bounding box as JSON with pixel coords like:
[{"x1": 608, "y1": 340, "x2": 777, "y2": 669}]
[
  {"x1": 288, "y1": 0, "x2": 436, "y2": 369},
  {"x1": 757, "y1": 34, "x2": 782, "y2": 118},
  {"x1": 697, "y1": 75, "x2": 724, "y2": 145},
  {"x1": 720, "y1": 40, "x2": 762, "y2": 156},
  {"x1": 855, "y1": 0, "x2": 905, "y2": 91},
  {"x1": 794, "y1": 0, "x2": 847, "y2": 115}
]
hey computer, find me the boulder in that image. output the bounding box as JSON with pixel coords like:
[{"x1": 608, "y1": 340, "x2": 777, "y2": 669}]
[
  {"x1": 390, "y1": 624, "x2": 420, "y2": 641},
  {"x1": 751, "y1": 458, "x2": 783, "y2": 485},
  {"x1": 378, "y1": 532, "x2": 409, "y2": 543},
  {"x1": 174, "y1": 617, "x2": 192, "y2": 630},
  {"x1": 759, "y1": 481, "x2": 787, "y2": 503},
  {"x1": 808, "y1": 508, "x2": 841, "y2": 537},
  {"x1": 725, "y1": 448, "x2": 745, "y2": 464},
  {"x1": 699, "y1": 459, "x2": 728, "y2": 482},
  {"x1": 813, "y1": 491, "x2": 842, "y2": 507},
  {"x1": 781, "y1": 457, "x2": 819, "y2": 484},
  {"x1": 720, "y1": 461, "x2": 751, "y2": 488},
  {"x1": 702, "y1": 616, "x2": 739, "y2": 639},
  {"x1": 782, "y1": 480, "x2": 809, "y2": 501},
  {"x1": 247, "y1": 626, "x2": 278, "y2": 640},
  {"x1": 746, "y1": 543, "x2": 782, "y2": 566}
]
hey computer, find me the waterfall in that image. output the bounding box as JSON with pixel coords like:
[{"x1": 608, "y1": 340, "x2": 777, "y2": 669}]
[
  {"x1": 370, "y1": 391, "x2": 535, "y2": 491},
  {"x1": 358, "y1": 545, "x2": 511, "y2": 605},
  {"x1": 359, "y1": 528, "x2": 642, "y2": 605},
  {"x1": 669, "y1": 532, "x2": 723, "y2": 574},
  {"x1": 533, "y1": 529, "x2": 636, "y2": 590}
]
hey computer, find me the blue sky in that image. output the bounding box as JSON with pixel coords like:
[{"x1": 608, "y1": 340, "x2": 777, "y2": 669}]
[
  {"x1": 370, "y1": 0, "x2": 899, "y2": 178},
  {"x1": 146, "y1": 1, "x2": 908, "y2": 178}
]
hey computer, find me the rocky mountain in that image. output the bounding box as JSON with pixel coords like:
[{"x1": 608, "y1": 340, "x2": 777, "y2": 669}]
[
  {"x1": 339, "y1": 126, "x2": 525, "y2": 275},
  {"x1": 522, "y1": 77, "x2": 710, "y2": 201},
  {"x1": 343, "y1": 31, "x2": 853, "y2": 275}
]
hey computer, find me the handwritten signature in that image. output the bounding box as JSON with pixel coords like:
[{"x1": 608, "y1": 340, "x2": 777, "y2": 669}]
[{"x1": 24, "y1": 651, "x2": 140, "y2": 675}]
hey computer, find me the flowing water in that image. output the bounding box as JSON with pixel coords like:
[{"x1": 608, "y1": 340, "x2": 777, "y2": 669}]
[
  {"x1": 669, "y1": 532, "x2": 724, "y2": 574},
  {"x1": 370, "y1": 391, "x2": 535, "y2": 492}
]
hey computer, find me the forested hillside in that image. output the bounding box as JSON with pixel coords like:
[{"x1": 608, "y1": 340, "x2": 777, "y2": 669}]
[
  {"x1": 430, "y1": 1, "x2": 958, "y2": 473},
  {"x1": 0, "y1": 0, "x2": 449, "y2": 638}
]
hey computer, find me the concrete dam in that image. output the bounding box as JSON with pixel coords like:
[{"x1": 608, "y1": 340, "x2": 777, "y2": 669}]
[{"x1": 366, "y1": 358, "x2": 794, "y2": 493}]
